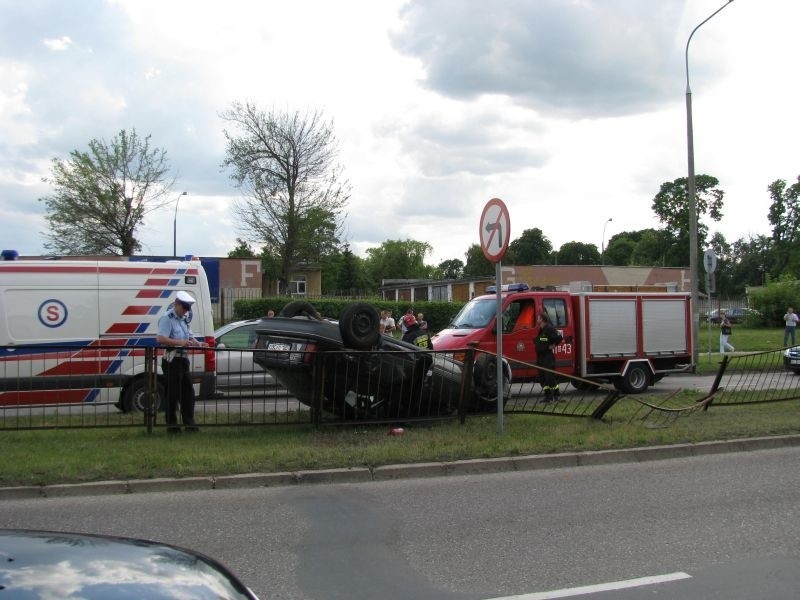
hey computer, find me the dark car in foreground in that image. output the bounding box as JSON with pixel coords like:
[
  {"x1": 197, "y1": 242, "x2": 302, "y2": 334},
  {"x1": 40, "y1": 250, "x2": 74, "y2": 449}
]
[
  {"x1": 0, "y1": 529, "x2": 258, "y2": 599},
  {"x1": 706, "y1": 307, "x2": 761, "y2": 324},
  {"x1": 253, "y1": 301, "x2": 510, "y2": 418}
]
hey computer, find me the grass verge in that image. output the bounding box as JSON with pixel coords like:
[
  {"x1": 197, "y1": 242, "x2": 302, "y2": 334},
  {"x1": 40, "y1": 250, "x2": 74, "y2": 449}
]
[{"x1": 1, "y1": 397, "x2": 798, "y2": 487}]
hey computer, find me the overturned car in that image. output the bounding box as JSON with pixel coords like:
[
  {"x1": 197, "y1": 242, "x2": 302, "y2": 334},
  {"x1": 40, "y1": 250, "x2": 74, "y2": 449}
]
[{"x1": 253, "y1": 301, "x2": 510, "y2": 420}]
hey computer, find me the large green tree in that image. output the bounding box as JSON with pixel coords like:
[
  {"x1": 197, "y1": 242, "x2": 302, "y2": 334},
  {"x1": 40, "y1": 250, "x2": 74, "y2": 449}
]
[
  {"x1": 221, "y1": 103, "x2": 349, "y2": 294},
  {"x1": 507, "y1": 228, "x2": 552, "y2": 265},
  {"x1": 436, "y1": 258, "x2": 465, "y2": 280},
  {"x1": 556, "y1": 241, "x2": 600, "y2": 265},
  {"x1": 364, "y1": 239, "x2": 432, "y2": 283},
  {"x1": 767, "y1": 175, "x2": 800, "y2": 278},
  {"x1": 463, "y1": 244, "x2": 494, "y2": 277},
  {"x1": 651, "y1": 174, "x2": 724, "y2": 267},
  {"x1": 40, "y1": 129, "x2": 174, "y2": 255}
]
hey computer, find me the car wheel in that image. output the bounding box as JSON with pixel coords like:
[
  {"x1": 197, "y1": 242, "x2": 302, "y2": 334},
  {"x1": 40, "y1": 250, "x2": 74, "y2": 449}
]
[
  {"x1": 339, "y1": 303, "x2": 381, "y2": 350},
  {"x1": 122, "y1": 377, "x2": 165, "y2": 413},
  {"x1": 619, "y1": 363, "x2": 650, "y2": 394},
  {"x1": 279, "y1": 300, "x2": 322, "y2": 320}
]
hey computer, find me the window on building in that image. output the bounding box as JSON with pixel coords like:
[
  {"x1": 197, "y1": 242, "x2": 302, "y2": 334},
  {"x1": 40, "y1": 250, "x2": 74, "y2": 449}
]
[{"x1": 288, "y1": 275, "x2": 307, "y2": 296}]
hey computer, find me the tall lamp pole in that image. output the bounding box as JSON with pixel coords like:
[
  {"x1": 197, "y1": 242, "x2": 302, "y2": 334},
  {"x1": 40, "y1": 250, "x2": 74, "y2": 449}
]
[
  {"x1": 685, "y1": 0, "x2": 734, "y2": 367},
  {"x1": 172, "y1": 191, "x2": 187, "y2": 258},
  {"x1": 601, "y1": 217, "x2": 613, "y2": 265}
]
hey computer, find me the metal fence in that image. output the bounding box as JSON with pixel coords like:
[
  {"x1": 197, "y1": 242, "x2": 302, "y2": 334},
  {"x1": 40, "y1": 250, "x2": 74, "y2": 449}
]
[{"x1": 1, "y1": 343, "x2": 799, "y2": 432}]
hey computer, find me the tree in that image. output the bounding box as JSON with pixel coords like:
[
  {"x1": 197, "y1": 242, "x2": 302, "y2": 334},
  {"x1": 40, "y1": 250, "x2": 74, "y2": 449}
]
[
  {"x1": 436, "y1": 258, "x2": 464, "y2": 280},
  {"x1": 507, "y1": 228, "x2": 552, "y2": 265},
  {"x1": 463, "y1": 244, "x2": 494, "y2": 277},
  {"x1": 227, "y1": 238, "x2": 257, "y2": 258},
  {"x1": 767, "y1": 175, "x2": 800, "y2": 278},
  {"x1": 556, "y1": 241, "x2": 600, "y2": 265},
  {"x1": 651, "y1": 174, "x2": 724, "y2": 267},
  {"x1": 40, "y1": 129, "x2": 174, "y2": 255},
  {"x1": 221, "y1": 103, "x2": 350, "y2": 294},
  {"x1": 364, "y1": 239, "x2": 432, "y2": 283},
  {"x1": 320, "y1": 244, "x2": 371, "y2": 295}
]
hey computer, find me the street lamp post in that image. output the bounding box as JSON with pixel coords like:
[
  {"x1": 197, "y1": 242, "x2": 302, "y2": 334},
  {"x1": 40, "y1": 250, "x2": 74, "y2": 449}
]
[
  {"x1": 685, "y1": 0, "x2": 734, "y2": 367},
  {"x1": 601, "y1": 217, "x2": 613, "y2": 265},
  {"x1": 172, "y1": 191, "x2": 187, "y2": 258}
]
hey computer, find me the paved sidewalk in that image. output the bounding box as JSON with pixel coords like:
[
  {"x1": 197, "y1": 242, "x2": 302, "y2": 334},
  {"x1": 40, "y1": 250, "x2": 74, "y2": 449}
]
[{"x1": 3, "y1": 434, "x2": 799, "y2": 501}]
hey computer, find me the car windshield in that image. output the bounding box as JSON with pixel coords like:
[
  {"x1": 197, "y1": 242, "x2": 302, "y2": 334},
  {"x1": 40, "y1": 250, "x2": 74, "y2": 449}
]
[{"x1": 450, "y1": 298, "x2": 497, "y2": 329}]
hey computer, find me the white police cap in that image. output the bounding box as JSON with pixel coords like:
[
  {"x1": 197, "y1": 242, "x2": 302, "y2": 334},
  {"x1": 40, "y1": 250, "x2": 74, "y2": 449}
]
[{"x1": 176, "y1": 290, "x2": 196, "y2": 305}]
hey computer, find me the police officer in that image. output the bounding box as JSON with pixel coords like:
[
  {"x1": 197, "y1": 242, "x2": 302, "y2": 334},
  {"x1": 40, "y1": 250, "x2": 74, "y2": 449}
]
[
  {"x1": 156, "y1": 291, "x2": 207, "y2": 433},
  {"x1": 534, "y1": 312, "x2": 562, "y2": 402}
]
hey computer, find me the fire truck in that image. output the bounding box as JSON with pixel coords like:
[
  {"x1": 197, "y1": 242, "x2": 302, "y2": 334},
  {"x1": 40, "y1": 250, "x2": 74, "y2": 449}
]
[
  {"x1": 431, "y1": 284, "x2": 693, "y2": 393},
  {"x1": 0, "y1": 255, "x2": 216, "y2": 411}
]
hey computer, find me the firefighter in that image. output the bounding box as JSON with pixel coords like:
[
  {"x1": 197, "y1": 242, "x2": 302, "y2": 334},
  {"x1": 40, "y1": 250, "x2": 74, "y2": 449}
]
[
  {"x1": 401, "y1": 314, "x2": 433, "y2": 349},
  {"x1": 534, "y1": 312, "x2": 562, "y2": 401}
]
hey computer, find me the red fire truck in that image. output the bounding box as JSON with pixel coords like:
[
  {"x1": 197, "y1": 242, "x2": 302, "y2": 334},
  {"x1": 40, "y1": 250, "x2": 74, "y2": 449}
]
[{"x1": 431, "y1": 284, "x2": 693, "y2": 393}]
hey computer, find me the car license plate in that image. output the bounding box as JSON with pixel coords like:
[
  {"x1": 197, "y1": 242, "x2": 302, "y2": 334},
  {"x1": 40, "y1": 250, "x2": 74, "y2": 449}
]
[
  {"x1": 267, "y1": 342, "x2": 291, "y2": 351},
  {"x1": 790, "y1": 359, "x2": 800, "y2": 365}
]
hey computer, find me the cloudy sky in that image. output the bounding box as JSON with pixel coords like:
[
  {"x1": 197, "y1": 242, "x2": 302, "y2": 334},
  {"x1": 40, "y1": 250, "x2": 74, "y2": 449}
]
[{"x1": 1, "y1": 0, "x2": 798, "y2": 265}]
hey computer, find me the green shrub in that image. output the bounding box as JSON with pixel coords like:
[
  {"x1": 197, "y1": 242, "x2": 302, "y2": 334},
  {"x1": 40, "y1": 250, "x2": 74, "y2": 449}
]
[{"x1": 232, "y1": 297, "x2": 467, "y2": 333}]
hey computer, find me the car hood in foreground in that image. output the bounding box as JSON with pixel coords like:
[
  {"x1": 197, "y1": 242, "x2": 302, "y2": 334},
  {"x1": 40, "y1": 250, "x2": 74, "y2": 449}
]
[{"x1": 0, "y1": 529, "x2": 258, "y2": 599}]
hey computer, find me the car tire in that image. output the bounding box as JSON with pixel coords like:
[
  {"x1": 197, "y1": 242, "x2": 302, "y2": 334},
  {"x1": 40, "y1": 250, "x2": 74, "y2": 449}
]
[
  {"x1": 339, "y1": 303, "x2": 381, "y2": 350},
  {"x1": 121, "y1": 377, "x2": 165, "y2": 413},
  {"x1": 279, "y1": 300, "x2": 321, "y2": 320}
]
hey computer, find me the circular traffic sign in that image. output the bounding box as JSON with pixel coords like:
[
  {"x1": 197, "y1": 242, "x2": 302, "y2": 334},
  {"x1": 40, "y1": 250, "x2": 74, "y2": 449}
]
[{"x1": 479, "y1": 198, "x2": 510, "y2": 263}]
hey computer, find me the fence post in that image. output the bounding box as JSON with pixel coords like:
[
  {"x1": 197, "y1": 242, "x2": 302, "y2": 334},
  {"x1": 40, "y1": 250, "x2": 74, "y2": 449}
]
[
  {"x1": 144, "y1": 347, "x2": 156, "y2": 434},
  {"x1": 703, "y1": 354, "x2": 730, "y2": 411},
  {"x1": 458, "y1": 348, "x2": 475, "y2": 424}
]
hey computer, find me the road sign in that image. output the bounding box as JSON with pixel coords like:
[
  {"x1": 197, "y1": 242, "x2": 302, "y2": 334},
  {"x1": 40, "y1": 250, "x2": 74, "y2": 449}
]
[
  {"x1": 479, "y1": 198, "x2": 510, "y2": 263},
  {"x1": 703, "y1": 248, "x2": 717, "y2": 274}
]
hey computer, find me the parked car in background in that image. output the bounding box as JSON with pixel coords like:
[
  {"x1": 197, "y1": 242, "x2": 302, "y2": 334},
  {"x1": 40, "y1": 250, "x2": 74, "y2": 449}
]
[
  {"x1": 783, "y1": 346, "x2": 800, "y2": 374},
  {"x1": 706, "y1": 307, "x2": 761, "y2": 324},
  {"x1": 0, "y1": 529, "x2": 259, "y2": 598},
  {"x1": 206, "y1": 318, "x2": 276, "y2": 397}
]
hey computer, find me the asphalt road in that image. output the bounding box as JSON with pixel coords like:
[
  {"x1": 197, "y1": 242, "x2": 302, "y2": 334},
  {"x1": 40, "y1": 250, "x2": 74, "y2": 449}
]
[{"x1": 1, "y1": 446, "x2": 799, "y2": 599}]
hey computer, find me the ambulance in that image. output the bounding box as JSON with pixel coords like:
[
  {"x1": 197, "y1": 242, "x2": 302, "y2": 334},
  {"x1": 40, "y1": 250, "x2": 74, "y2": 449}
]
[{"x1": 0, "y1": 255, "x2": 216, "y2": 412}]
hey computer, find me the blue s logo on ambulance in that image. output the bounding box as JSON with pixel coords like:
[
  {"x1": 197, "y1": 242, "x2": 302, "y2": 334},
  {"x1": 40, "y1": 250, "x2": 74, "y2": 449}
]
[{"x1": 38, "y1": 299, "x2": 68, "y2": 328}]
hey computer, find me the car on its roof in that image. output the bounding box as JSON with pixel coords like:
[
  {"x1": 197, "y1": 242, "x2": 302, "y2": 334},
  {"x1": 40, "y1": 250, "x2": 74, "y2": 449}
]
[
  {"x1": 252, "y1": 301, "x2": 510, "y2": 418},
  {"x1": 706, "y1": 307, "x2": 761, "y2": 324},
  {"x1": 0, "y1": 529, "x2": 259, "y2": 598}
]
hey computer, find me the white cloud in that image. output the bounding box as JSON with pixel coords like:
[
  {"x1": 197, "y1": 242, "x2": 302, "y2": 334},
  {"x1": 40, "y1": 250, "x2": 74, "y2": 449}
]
[{"x1": 42, "y1": 36, "x2": 72, "y2": 51}]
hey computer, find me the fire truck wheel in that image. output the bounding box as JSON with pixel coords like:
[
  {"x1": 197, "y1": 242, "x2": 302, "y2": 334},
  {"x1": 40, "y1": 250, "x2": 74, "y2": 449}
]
[
  {"x1": 339, "y1": 303, "x2": 381, "y2": 350},
  {"x1": 619, "y1": 364, "x2": 650, "y2": 394},
  {"x1": 122, "y1": 378, "x2": 165, "y2": 413},
  {"x1": 279, "y1": 300, "x2": 322, "y2": 320}
]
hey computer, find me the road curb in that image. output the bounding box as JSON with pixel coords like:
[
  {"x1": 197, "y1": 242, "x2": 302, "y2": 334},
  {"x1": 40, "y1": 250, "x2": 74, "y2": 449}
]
[{"x1": 2, "y1": 434, "x2": 799, "y2": 501}]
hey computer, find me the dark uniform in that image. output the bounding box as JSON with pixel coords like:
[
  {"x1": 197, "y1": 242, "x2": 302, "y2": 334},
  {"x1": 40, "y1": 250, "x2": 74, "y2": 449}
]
[
  {"x1": 534, "y1": 314, "x2": 563, "y2": 401},
  {"x1": 402, "y1": 316, "x2": 433, "y2": 349}
]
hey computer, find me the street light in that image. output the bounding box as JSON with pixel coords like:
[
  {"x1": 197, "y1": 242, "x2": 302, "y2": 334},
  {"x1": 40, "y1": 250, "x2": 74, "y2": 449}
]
[
  {"x1": 173, "y1": 191, "x2": 187, "y2": 257},
  {"x1": 601, "y1": 217, "x2": 613, "y2": 265},
  {"x1": 685, "y1": 0, "x2": 734, "y2": 367}
]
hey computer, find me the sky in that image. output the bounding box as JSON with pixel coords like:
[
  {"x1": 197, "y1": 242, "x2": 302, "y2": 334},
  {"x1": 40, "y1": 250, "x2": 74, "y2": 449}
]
[{"x1": 1, "y1": 0, "x2": 798, "y2": 266}]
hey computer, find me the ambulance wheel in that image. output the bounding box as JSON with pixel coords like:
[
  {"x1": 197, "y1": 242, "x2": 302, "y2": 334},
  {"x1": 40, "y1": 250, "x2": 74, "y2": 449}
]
[
  {"x1": 122, "y1": 378, "x2": 165, "y2": 413},
  {"x1": 339, "y1": 303, "x2": 381, "y2": 350},
  {"x1": 279, "y1": 300, "x2": 321, "y2": 320},
  {"x1": 619, "y1": 364, "x2": 650, "y2": 394}
]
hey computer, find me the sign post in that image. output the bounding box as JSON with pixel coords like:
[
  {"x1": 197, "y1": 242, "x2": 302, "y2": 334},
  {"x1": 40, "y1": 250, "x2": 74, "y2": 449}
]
[
  {"x1": 479, "y1": 198, "x2": 510, "y2": 434},
  {"x1": 703, "y1": 248, "x2": 717, "y2": 356}
]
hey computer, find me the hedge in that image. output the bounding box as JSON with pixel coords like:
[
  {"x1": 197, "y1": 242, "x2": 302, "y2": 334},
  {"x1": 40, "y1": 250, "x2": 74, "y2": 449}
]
[{"x1": 232, "y1": 297, "x2": 467, "y2": 334}]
